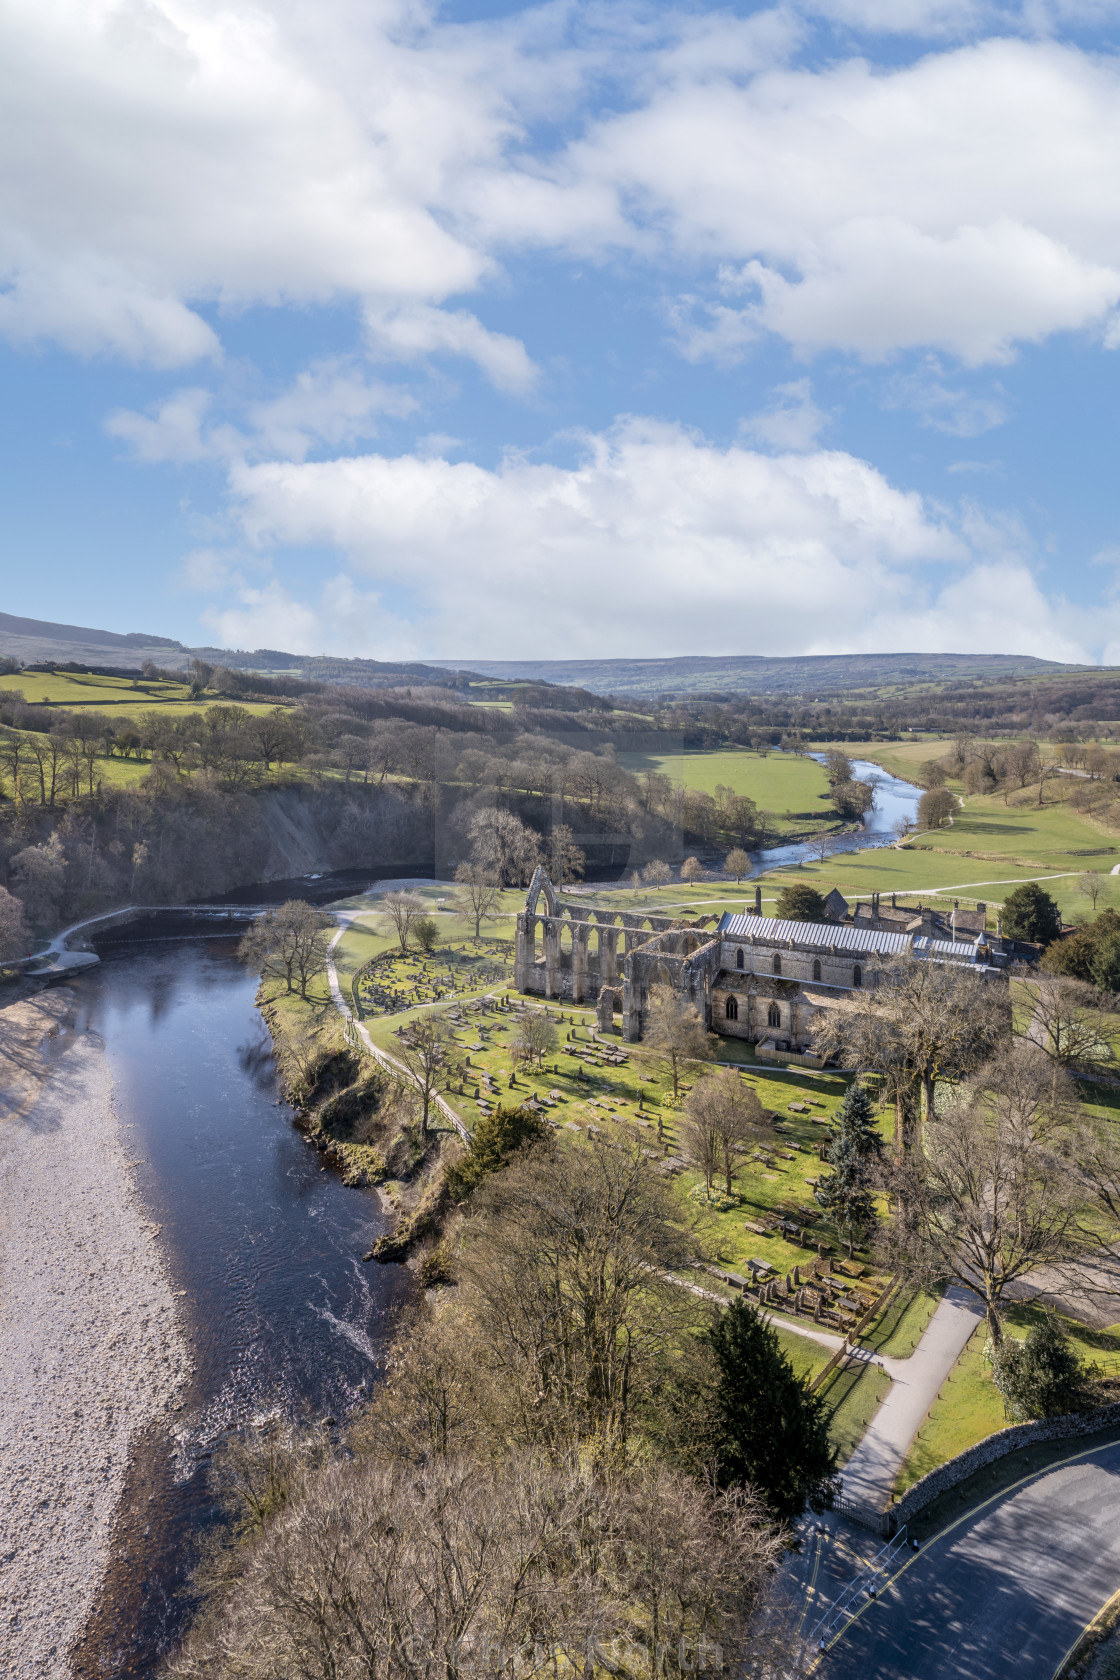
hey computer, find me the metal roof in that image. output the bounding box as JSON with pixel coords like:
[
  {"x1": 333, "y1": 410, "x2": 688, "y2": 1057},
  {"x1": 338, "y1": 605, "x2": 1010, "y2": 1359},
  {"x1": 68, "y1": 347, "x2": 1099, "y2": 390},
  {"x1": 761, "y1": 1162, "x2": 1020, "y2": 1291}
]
[{"x1": 717, "y1": 912, "x2": 980, "y2": 964}]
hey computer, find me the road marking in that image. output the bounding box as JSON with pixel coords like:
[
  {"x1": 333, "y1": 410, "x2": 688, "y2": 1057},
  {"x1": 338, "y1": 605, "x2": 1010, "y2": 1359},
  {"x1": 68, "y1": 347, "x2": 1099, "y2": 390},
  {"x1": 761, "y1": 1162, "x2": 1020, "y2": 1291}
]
[
  {"x1": 806, "y1": 1433, "x2": 1120, "y2": 1673},
  {"x1": 1049, "y1": 1584, "x2": 1120, "y2": 1680},
  {"x1": 798, "y1": 1531, "x2": 824, "y2": 1634}
]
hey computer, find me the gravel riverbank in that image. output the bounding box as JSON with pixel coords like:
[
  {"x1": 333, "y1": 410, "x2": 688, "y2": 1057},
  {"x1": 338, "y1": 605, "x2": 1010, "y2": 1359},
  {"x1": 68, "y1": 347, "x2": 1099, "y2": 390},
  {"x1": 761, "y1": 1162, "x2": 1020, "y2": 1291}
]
[{"x1": 0, "y1": 994, "x2": 191, "y2": 1679}]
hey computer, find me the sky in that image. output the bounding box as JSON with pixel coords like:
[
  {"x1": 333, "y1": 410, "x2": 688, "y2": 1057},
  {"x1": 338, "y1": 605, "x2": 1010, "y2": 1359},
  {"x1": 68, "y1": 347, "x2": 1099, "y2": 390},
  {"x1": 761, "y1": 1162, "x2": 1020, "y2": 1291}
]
[{"x1": 5, "y1": 0, "x2": 1120, "y2": 664}]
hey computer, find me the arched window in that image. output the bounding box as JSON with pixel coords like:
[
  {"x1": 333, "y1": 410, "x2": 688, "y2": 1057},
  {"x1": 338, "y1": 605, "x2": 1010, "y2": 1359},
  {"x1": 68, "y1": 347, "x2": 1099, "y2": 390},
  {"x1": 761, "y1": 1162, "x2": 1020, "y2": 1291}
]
[
  {"x1": 853, "y1": 964, "x2": 863, "y2": 988},
  {"x1": 812, "y1": 958, "x2": 822, "y2": 982},
  {"x1": 725, "y1": 995, "x2": 739, "y2": 1021},
  {"x1": 772, "y1": 953, "x2": 782, "y2": 975},
  {"x1": 736, "y1": 948, "x2": 744, "y2": 970},
  {"x1": 767, "y1": 1002, "x2": 781, "y2": 1028}
]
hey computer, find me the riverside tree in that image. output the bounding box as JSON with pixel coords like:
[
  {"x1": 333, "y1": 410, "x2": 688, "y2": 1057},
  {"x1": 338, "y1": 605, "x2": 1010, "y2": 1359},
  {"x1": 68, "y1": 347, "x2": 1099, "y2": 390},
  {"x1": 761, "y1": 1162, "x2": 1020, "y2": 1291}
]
[
  {"x1": 0, "y1": 884, "x2": 30, "y2": 959},
  {"x1": 394, "y1": 1015, "x2": 452, "y2": 1139},
  {"x1": 725, "y1": 847, "x2": 750, "y2": 883},
  {"x1": 238, "y1": 900, "x2": 333, "y2": 1000}
]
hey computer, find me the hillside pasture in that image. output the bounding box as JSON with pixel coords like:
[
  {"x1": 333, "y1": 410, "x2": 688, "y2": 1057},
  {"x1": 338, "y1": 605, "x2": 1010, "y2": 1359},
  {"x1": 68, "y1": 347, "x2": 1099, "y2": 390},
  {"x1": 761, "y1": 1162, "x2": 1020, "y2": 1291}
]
[{"x1": 617, "y1": 747, "x2": 834, "y2": 832}]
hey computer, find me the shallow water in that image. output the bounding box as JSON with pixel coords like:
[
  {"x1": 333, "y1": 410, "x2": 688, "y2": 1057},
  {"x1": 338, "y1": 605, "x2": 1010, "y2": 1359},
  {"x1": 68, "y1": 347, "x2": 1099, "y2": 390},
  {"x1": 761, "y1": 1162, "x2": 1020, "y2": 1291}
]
[
  {"x1": 65, "y1": 928, "x2": 411, "y2": 1676},
  {"x1": 743, "y1": 755, "x2": 922, "y2": 876}
]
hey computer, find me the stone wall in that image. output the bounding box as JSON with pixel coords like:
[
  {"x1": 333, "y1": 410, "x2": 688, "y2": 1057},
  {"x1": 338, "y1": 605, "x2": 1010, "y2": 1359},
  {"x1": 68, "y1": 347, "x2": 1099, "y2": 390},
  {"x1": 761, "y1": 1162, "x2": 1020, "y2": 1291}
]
[{"x1": 887, "y1": 1403, "x2": 1120, "y2": 1530}]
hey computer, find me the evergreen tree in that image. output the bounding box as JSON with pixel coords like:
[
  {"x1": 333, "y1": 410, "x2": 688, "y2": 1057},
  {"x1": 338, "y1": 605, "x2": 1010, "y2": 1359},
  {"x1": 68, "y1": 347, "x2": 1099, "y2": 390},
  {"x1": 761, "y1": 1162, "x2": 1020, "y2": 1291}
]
[
  {"x1": 704, "y1": 1301, "x2": 837, "y2": 1522},
  {"x1": 775, "y1": 883, "x2": 827, "y2": 922},
  {"x1": 814, "y1": 1134, "x2": 877, "y2": 1257},
  {"x1": 815, "y1": 1081, "x2": 881, "y2": 1256},
  {"x1": 1001, "y1": 883, "x2": 1063, "y2": 946},
  {"x1": 992, "y1": 1315, "x2": 1097, "y2": 1422}
]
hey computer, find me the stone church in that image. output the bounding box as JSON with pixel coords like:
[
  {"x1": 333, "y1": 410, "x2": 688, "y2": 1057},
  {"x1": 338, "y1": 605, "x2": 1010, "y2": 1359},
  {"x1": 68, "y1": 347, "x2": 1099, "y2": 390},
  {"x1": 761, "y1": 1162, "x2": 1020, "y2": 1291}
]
[{"x1": 514, "y1": 867, "x2": 1000, "y2": 1060}]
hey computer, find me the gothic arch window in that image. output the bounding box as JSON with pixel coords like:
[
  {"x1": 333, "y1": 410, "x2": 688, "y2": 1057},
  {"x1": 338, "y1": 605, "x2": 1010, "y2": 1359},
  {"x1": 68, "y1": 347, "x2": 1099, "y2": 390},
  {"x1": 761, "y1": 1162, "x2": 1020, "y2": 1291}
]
[
  {"x1": 725, "y1": 995, "x2": 739, "y2": 1021},
  {"x1": 853, "y1": 964, "x2": 863, "y2": 988},
  {"x1": 812, "y1": 958, "x2": 822, "y2": 982},
  {"x1": 772, "y1": 953, "x2": 782, "y2": 975},
  {"x1": 736, "y1": 948, "x2": 744, "y2": 970},
  {"x1": 767, "y1": 1002, "x2": 781, "y2": 1028}
]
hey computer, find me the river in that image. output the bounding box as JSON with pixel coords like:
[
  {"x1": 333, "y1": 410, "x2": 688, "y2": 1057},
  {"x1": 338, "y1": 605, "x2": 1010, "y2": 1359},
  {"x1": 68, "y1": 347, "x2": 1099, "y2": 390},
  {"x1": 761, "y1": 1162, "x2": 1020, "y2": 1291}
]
[
  {"x1": 744, "y1": 755, "x2": 922, "y2": 876},
  {"x1": 61, "y1": 923, "x2": 412, "y2": 1677}
]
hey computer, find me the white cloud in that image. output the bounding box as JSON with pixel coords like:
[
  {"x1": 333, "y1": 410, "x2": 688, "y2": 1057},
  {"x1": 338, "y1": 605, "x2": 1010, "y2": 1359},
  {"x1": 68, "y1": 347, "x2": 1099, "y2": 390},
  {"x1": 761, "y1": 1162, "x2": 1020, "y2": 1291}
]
[
  {"x1": 107, "y1": 358, "x2": 417, "y2": 463},
  {"x1": 884, "y1": 362, "x2": 1010, "y2": 435},
  {"x1": 221, "y1": 418, "x2": 982, "y2": 657},
  {"x1": 202, "y1": 574, "x2": 415, "y2": 659},
  {"x1": 571, "y1": 39, "x2": 1120, "y2": 362},
  {"x1": 362, "y1": 303, "x2": 538, "y2": 393},
  {"x1": 740, "y1": 379, "x2": 829, "y2": 450}
]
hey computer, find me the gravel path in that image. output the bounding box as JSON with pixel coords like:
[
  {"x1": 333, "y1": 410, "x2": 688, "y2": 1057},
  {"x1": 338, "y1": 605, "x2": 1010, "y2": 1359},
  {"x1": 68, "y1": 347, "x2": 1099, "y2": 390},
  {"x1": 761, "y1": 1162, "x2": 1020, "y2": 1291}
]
[{"x1": 0, "y1": 1004, "x2": 191, "y2": 1679}]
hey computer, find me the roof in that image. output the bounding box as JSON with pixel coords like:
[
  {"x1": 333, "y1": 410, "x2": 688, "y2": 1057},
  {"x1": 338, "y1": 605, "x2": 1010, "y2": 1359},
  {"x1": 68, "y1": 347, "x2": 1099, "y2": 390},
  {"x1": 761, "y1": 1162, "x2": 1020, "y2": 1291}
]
[{"x1": 717, "y1": 911, "x2": 981, "y2": 965}]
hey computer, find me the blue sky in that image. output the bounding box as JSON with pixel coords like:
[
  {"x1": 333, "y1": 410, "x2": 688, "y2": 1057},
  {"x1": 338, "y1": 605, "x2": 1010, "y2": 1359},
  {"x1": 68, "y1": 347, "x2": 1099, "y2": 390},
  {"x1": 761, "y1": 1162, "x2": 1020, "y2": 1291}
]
[{"x1": 4, "y1": 0, "x2": 1120, "y2": 663}]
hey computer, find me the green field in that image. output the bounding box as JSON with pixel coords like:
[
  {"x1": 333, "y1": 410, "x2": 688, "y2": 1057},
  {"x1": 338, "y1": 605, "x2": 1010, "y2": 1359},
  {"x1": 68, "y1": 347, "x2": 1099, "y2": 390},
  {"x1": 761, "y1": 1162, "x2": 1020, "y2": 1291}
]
[
  {"x1": 0, "y1": 669, "x2": 286, "y2": 720},
  {"x1": 894, "y1": 1307, "x2": 1120, "y2": 1496},
  {"x1": 617, "y1": 747, "x2": 834, "y2": 831}
]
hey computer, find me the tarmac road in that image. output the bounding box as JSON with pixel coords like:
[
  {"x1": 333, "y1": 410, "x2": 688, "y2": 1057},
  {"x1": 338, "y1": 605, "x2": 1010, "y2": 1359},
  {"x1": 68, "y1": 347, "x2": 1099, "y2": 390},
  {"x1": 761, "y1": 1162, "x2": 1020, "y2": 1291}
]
[{"x1": 819, "y1": 1437, "x2": 1120, "y2": 1680}]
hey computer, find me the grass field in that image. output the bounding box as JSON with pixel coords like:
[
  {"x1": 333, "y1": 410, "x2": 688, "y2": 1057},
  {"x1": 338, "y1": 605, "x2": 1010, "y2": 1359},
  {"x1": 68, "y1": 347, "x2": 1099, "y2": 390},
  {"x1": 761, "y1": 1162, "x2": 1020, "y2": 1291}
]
[
  {"x1": 819, "y1": 1359, "x2": 894, "y2": 1464},
  {"x1": 893, "y1": 1306, "x2": 1120, "y2": 1496},
  {"x1": 0, "y1": 669, "x2": 286, "y2": 720},
  {"x1": 617, "y1": 747, "x2": 834, "y2": 831}
]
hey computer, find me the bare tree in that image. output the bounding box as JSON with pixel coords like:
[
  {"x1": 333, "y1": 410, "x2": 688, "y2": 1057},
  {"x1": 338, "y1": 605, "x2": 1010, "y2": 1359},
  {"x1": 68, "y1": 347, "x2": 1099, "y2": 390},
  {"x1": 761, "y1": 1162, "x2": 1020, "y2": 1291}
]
[
  {"x1": 725, "y1": 847, "x2": 750, "y2": 884},
  {"x1": 1024, "y1": 973, "x2": 1117, "y2": 1073},
  {"x1": 644, "y1": 984, "x2": 713, "y2": 1104},
  {"x1": 238, "y1": 900, "x2": 333, "y2": 999},
  {"x1": 548, "y1": 823, "x2": 585, "y2": 885},
  {"x1": 395, "y1": 1015, "x2": 452, "y2": 1138},
  {"x1": 813, "y1": 953, "x2": 1010, "y2": 1152},
  {"x1": 642, "y1": 859, "x2": 672, "y2": 890},
  {"x1": 382, "y1": 889, "x2": 426, "y2": 954},
  {"x1": 685, "y1": 1069, "x2": 770, "y2": 1195},
  {"x1": 510, "y1": 1010, "x2": 558, "y2": 1071},
  {"x1": 680, "y1": 856, "x2": 704, "y2": 887},
  {"x1": 885, "y1": 1054, "x2": 1086, "y2": 1345},
  {"x1": 469, "y1": 809, "x2": 541, "y2": 887},
  {"x1": 0, "y1": 884, "x2": 30, "y2": 960},
  {"x1": 453, "y1": 861, "x2": 502, "y2": 940},
  {"x1": 806, "y1": 832, "x2": 838, "y2": 865},
  {"x1": 1079, "y1": 871, "x2": 1106, "y2": 912},
  {"x1": 462, "y1": 1141, "x2": 699, "y2": 1446}
]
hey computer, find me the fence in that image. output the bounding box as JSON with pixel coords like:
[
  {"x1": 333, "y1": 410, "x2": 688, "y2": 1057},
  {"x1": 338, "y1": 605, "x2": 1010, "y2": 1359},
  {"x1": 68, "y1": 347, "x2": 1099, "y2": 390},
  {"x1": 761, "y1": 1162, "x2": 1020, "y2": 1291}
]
[{"x1": 809, "y1": 1273, "x2": 901, "y2": 1393}]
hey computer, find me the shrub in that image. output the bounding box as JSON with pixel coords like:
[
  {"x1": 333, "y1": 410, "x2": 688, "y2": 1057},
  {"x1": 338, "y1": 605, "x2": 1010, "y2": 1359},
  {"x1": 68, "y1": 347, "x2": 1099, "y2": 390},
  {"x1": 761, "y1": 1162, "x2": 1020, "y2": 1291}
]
[
  {"x1": 443, "y1": 1105, "x2": 549, "y2": 1202},
  {"x1": 992, "y1": 1315, "x2": 1097, "y2": 1421}
]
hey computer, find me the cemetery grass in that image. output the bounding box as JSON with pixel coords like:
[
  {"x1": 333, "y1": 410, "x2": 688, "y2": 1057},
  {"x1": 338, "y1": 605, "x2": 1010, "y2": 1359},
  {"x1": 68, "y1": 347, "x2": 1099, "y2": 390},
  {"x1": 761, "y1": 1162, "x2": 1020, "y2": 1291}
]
[
  {"x1": 818, "y1": 1360, "x2": 894, "y2": 1466},
  {"x1": 616, "y1": 746, "x2": 836, "y2": 833},
  {"x1": 861, "y1": 1286, "x2": 945, "y2": 1360},
  {"x1": 893, "y1": 1308, "x2": 1120, "y2": 1497}
]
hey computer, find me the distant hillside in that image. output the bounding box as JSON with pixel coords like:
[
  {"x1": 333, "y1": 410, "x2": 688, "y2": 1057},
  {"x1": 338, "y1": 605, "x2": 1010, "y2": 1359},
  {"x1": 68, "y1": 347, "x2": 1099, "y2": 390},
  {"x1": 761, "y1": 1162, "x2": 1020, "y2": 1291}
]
[
  {"x1": 0, "y1": 613, "x2": 480, "y2": 691},
  {"x1": 427, "y1": 652, "x2": 1080, "y2": 697}
]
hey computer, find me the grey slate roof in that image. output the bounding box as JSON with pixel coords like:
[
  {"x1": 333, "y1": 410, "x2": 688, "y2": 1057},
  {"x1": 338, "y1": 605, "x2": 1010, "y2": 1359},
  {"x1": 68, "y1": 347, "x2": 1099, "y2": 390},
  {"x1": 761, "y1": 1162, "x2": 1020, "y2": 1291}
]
[{"x1": 717, "y1": 912, "x2": 981, "y2": 965}]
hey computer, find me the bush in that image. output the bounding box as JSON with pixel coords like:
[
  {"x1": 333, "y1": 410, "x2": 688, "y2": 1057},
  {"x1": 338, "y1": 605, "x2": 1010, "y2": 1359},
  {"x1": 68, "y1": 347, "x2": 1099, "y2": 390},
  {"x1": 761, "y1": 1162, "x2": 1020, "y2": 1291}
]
[
  {"x1": 417, "y1": 1243, "x2": 456, "y2": 1287},
  {"x1": 775, "y1": 883, "x2": 827, "y2": 922},
  {"x1": 1001, "y1": 883, "x2": 1063, "y2": 946},
  {"x1": 443, "y1": 1105, "x2": 549, "y2": 1202},
  {"x1": 992, "y1": 1315, "x2": 1097, "y2": 1422},
  {"x1": 414, "y1": 916, "x2": 439, "y2": 954},
  {"x1": 918, "y1": 788, "x2": 956, "y2": 829}
]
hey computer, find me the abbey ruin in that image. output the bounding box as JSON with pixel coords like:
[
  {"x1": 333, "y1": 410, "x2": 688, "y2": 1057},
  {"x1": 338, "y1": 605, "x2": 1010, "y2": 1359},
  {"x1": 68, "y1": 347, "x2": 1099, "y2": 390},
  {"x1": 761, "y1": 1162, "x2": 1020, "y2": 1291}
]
[{"x1": 514, "y1": 867, "x2": 1002, "y2": 1059}]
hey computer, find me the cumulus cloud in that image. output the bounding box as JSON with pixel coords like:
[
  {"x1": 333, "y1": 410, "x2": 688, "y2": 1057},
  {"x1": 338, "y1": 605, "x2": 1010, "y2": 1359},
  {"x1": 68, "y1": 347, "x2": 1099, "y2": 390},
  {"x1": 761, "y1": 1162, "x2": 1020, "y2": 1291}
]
[
  {"x1": 740, "y1": 379, "x2": 830, "y2": 450},
  {"x1": 8, "y1": 4, "x2": 1120, "y2": 379},
  {"x1": 202, "y1": 574, "x2": 416, "y2": 660},
  {"x1": 573, "y1": 38, "x2": 1120, "y2": 362},
  {"x1": 219, "y1": 418, "x2": 982, "y2": 657},
  {"x1": 106, "y1": 359, "x2": 417, "y2": 463},
  {"x1": 362, "y1": 303, "x2": 538, "y2": 393}
]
